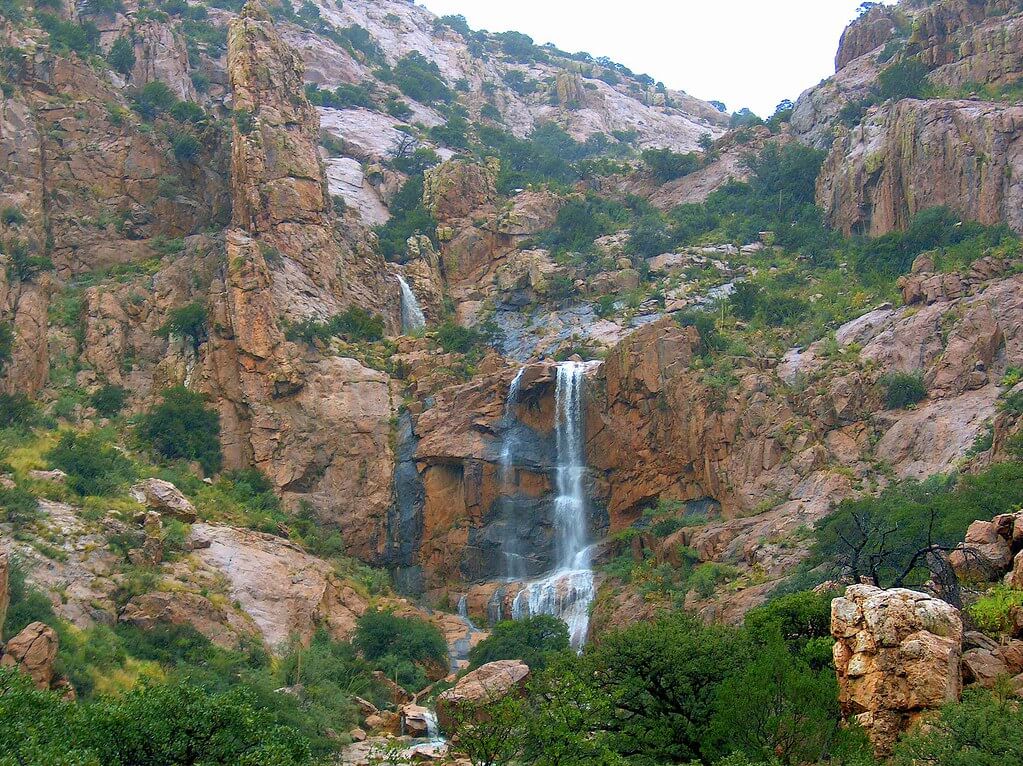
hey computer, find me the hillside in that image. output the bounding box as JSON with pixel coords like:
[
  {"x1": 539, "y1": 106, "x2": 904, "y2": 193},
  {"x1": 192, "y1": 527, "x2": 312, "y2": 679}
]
[{"x1": 1, "y1": 0, "x2": 1023, "y2": 764}]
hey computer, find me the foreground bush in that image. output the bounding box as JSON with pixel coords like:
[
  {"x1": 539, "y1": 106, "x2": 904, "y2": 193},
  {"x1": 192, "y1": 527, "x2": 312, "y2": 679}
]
[
  {"x1": 0, "y1": 669, "x2": 312, "y2": 766},
  {"x1": 353, "y1": 609, "x2": 447, "y2": 691},
  {"x1": 469, "y1": 615, "x2": 570, "y2": 671}
]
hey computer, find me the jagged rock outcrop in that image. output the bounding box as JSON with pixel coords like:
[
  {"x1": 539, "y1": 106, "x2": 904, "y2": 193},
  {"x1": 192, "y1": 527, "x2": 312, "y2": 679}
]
[
  {"x1": 836, "y1": 5, "x2": 901, "y2": 71},
  {"x1": 818, "y1": 99, "x2": 1023, "y2": 236},
  {"x1": 436, "y1": 659, "x2": 530, "y2": 731},
  {"x1": 423, "y1": 159, "x2": 499, "y2": 223},
  {"x1": 831, "y1": 585, "x2": 963, "y2": 757}
]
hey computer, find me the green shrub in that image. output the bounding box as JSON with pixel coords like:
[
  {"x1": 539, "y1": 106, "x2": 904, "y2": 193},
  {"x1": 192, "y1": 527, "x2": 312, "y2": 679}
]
[
  {"x1": 89, "y1": 385, "x2": 127, "y2": 418},
  {"x1": 353, "y1": 609, "x2": 447, "y2": 690},
  {"x1": 36, "y1": 13, "x2": 99, "y2": 55},
  {"x1": 876, "y1": 58, "x2": 930, "y2": 101},
  {"x1": 2, "y1": 237, "x2": 54, "y2": 281},
  {"x1": 0, "y1": 484, "x2": 38, "y2": 524},
  {"x1": 541, "y1": 193, "x2": 631, "y2": 254},
  {"x1": 46, "y1": 430, "x2": 137, "y2": 497},
  {"x1": 0, "y1": 207, "x2": 25, "y2": 226},
  {"x1": 393, "y1": 52, "x2": 452, "y2": 104},
  {"x1": 641, "y1": 148, "x2": 701, "y2": 182},
  {"x1": 436, "y1": 321, "x2": 489, "y2": 355},
  {"x1": 132, "y1": 79, "x2": 178, "y2": 120},
  {"x1": 170, "y1": 132, "x2": 201, "y2": 162},
  {"x1": 675, "y1": 310, "x2": 724, "y2": 356},
  {"x1": 137, "y1": 387, "x2": 221, "y2": 475},
  {"x1": 882, "y1": 372, "x2": 926, "y2": 409},
  {"x1": 107, "y1": 35, "x2": 135, "y2": 75},
  {"x1": 469, "y1": 615, "x2": 570, "y2": 671},
  {"x1": 891, "y1": 689, "x2": 1023, "y2": 766},
  {"x1": 0, "y1": 392, "x2": 37, "y2": 429},
  {"x1": 373, "y1": 174, "x2": 437, "y2": 261},
  {"x1": 0, "y1": 323, "x2": 12, "y2": 374},
  {"x1": 3, "y1": 557, "x2": 58, "y2": 639},
  {"x1": 156, "y1": 301, "x2": 207, "y2": 349},
  {"x1": 968, "y1": 586, "x2": 1023, "y2": 634}
]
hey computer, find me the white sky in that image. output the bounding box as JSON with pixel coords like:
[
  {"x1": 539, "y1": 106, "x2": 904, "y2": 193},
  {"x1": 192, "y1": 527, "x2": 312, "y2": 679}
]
[{"x1": 419, "y1": 0, "x2": 896, "y2": 116}]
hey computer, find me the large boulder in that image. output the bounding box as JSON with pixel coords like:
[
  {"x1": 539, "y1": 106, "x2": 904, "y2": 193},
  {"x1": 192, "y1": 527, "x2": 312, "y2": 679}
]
[
  {"x1": 436, "y1": 659, "x2": 530, "y2": 731},
  {"x1": 950, "y1": 519, "x2": 1014, "y2": 582},
  {"x1": 0, "y1": 621, "x2": 59, "y2": 690},
  {"x1": 130, "y1": 478, "x2": 197, "y2": 522},
  {"x1": 831, "y1": 585, "x2": 963, "y2": 757}
]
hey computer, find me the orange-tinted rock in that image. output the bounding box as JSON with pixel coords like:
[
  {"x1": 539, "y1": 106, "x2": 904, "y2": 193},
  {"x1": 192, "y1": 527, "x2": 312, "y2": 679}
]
[
  {"x1": 436, "y1": 659, "x2": 530, "y2": 731},
  {"x1": 831, "y1": 585, "x2": 962, "y2": 757},
  {"x1": 0, "y1": 621, "x2": 59, "y2": 690}
]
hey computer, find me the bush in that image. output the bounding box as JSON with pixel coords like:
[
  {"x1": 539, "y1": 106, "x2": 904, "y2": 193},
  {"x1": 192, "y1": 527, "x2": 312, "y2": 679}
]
[
  {"x1": 891, "y1": 689, "x2": 1023, "y2": 766},
  {"x1": 0, "y1": 392, "x2": 37, "y2": 429},
  {"x1": 876, "y1": 58, "x2": 930, "y2": 101},
  {"x1": 968, "y1": 586, "x2": 1023, "y2": 634},
  {"x1": 286, "y1": 307, "x2": 386, "y2": 346},
  {"x1": 3, "y1": 557, "x2": 58, "y2": 639},
  {"x1": 0, "y1": 323, "x2": 11, "y2": 374},
  {"x1": 541, "y1": 194, "x2": 631, "y2": 254},
  {"x1": 36, "y1": 13, "x2": 99, "y2": 55},
  {"x1": 2, "y1": 237, "x2": 53, "y2": 281},
  {"x1": 89, "y1": 385, "x2": 127, "y2": 418},
  {"x1": 136, "y1": 386, "x2": 222, "y2": 475},
  {"x1": 373, "y1": 175, "x2": 437, "y2": 261},
  {"x1": 156, "y1": 301, "x2": 207, "y2": 349},
  {"x1": 353, "y1": 609, "x2": 447, "y2": 684},
  {"x1": 171, "y1": 132, "x2": 201, "y2": 163},
  {"x1": 882, "y1": 372, "x2": 926, "y2": 409},
  {"x1": 46, "y1": 430, "x2": 137, "y2": 496},
  {"x1": 641, "y1": 148, "x2": 701, "y2": 182},
  {"x1": 469, "y1": 615, "x2": 570, "y2": 671},
  {"x1": 0, "y1": 484, "x2": 39, "y2": 524},
  {"x1": 393, "y1": 52, "x2": 452, "y2": 104},
  {"x1": 107, "y1": 35, "x2": 135, "y2": 75},
  {"x1": 132, "y1": 80, "x2": 178, "y2": 120},
  {"x1": 436, "y1": 321, "x2": 488, "y2": 355},
  {"x1": 0, "y1": 207, "x2": 25, "y2": 226}
]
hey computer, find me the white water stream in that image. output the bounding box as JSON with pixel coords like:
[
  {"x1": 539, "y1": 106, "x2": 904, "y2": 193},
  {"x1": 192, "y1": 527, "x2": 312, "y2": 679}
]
[
  {"x1": 396, "y1": 275, "x2": 426, "y2": 333},
  {"x1": 510, "y1": 361, "x2": 597, "y2": 650}
]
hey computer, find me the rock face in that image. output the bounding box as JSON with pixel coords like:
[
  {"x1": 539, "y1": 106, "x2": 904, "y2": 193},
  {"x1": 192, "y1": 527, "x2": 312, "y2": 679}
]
[
  {"x1": 836, "y1": 5, "x2": 901, "y2": 71},
  {"x1": 818, "y1": 99, "x2": 1023, "y2": 236},
  {"x1": 0, "y1": 621, "x2": 60, "y2": 690},
  {"x1": 436, "y1": 659, "x2": 530, "y2": 731},
  {"x1": 831, "y1": 585, "x2": 963, "y2": 756},
  {"x1": 189, "y1": 523, "x2": 369, "y2": 648}
]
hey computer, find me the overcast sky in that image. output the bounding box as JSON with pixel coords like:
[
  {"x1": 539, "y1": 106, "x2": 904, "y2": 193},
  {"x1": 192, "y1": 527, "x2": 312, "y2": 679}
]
[{"x1": 419, "y1": 0, "x2": 896, "y2": 116}]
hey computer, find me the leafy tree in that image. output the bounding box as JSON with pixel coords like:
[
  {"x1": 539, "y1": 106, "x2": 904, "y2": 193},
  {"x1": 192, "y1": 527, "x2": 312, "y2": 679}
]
[
  {"x1": 36, "y1": 14, "x2": 99, "y2": 55},
  {"x1": 46, "y1": 430, "x2": 137, "y2": 497},
  {"x1": 136, "y1": 386, "x2": 222, "y2": 474},
  {"x1": 581, "y1": 613, "x2": 751, "y2": 764},
  {"x1": 107, "y1": 36, "x2": 135, "y2": 75},
  {"x1": 628, "y1": 214, "x2": 672, "y2": 258},
  {"x1": 374, "y1": 174, "x2": 437, "y2": 261},
  {"x1": 0, "y1": 392, "x2": 36, "y2": 428},
  {"x1": 353, "y1": 609, "x2": 447, "y2": 690},
  {"x1": 469, "y1": 615, "x2": 570, "y2": 671},
  {"x1": 708, "y1": 636, "x2": 861, "y2": 765},
  {"x1": 744, "y1": 590, "x2": 835, "y2": 668}
]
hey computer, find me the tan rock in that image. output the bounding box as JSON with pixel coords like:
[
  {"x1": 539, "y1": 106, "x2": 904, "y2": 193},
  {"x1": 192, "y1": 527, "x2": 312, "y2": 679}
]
[
  {"x1": 423, "y1": 159, "x2": 498, "y2": 223},
  {"x1": 130, "y1": 478, "x2": 197, "y2": 522},
  {"x1": 950, "y1": 520, "x2": 1014, "y2": 582},
  {"x1": 831, "y1": 585, "x2": 962, "y2": 757},
  {"x1": 436, "y1": 659, "x2": 530, "y2": 730},
  {"x1": 0, "y1": 621, "x2": 59, "y2": 690},
  {"x1": 399, "y1": 704, "x2": 437, "y2": 737}
]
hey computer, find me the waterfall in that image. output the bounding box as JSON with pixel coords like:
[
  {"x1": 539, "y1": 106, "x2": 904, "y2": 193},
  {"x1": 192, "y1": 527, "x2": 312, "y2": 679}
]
[
  {"x1": 397, "y1": 275, "x2": 426, "y2": 333},
  {"x1": 511, "y1": 361, "x2": 596, "y2": 650},
  {"x1": 499, "y1": 367, "x2": 528, "y2": 580}
]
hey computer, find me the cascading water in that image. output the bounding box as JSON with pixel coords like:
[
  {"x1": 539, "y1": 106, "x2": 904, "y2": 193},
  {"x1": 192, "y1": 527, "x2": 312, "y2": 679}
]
[
  {"x1": 498, "y1": 367, "x2": 528, "y2": 580},
  {"x1": 511, "y1": 361, "x2": 596, "y2": 650},
  {"x1": 397, "y1": 275, "x2": 426, "y2": 333}
]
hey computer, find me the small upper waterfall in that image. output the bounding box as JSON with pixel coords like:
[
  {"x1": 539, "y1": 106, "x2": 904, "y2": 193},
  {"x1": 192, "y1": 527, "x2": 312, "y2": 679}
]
[
  {"x1": 511, "y1": 361, "x2": 596, "y2": 650},
  {"x1": 397, "y1": 275, "x2": 426, "y2": 333}
]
